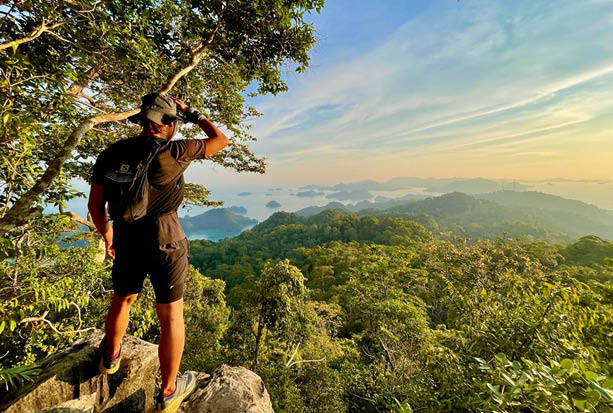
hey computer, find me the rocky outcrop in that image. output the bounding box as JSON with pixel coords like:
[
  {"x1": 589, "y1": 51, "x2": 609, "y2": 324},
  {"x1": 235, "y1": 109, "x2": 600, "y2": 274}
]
[
  {"x1": 0, "y1": 330, "x2": 158, "y2": 413},
  {"x1": 0, "y1": 330, "x2": 273, "y2": 413},
  {"x1": 180, "y1": 365, "x2": 273, "y2": 413}
]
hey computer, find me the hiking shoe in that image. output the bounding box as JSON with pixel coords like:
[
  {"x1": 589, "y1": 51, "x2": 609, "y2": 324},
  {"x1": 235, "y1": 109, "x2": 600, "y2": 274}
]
[
  {"x1": 98, "y1": 336, "x2": 121, "y2": 375},
  {"x1": 155, "y1": 371, "x2": 197, "y2": 413}
]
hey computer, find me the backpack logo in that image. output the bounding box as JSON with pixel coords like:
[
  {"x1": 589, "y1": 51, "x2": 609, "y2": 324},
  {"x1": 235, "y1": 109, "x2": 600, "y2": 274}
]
[{"x1": 119, "y1": 164, "x2": 130, "y2": 173}]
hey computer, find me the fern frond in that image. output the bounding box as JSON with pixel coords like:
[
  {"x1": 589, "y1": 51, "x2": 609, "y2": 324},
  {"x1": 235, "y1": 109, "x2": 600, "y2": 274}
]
[{"x1": 0, "y1": 365, "x2": 41, "y2": 390}]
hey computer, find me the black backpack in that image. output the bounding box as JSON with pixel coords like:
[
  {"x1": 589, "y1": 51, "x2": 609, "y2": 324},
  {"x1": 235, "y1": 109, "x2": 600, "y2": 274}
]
[{"x1": 98, "y1": 136, "x2": 167, "y2": 224}]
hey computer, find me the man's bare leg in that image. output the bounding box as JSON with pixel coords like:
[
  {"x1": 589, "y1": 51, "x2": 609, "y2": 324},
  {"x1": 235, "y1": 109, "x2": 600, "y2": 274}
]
[
  {"x1": 156, "y1": 299, "x2": 185, "y2": 394},
  {"x1": 105, "y1": 294, "x2": 138, "y2": 356}
]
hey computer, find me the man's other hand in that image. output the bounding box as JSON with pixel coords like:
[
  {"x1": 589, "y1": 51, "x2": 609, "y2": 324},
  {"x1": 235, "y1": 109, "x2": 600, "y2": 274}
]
[
  {"x1": 106, "y1": 240, "x2": 116, "y2": 259},
  {"x1": 171, "y1": 97, "x2": 189, "y2": 113}
]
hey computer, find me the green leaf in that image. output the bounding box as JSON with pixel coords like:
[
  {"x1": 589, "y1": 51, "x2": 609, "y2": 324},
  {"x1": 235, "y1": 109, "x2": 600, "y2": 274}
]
[
  {"x1": 590, "y1": 382, "x2": 613, "y2": 402},
  {"x1": 487, "y1": 383, "x2": 502, "y2": 397},
  {"x1": 573, "y1": 399, "x2": 587, "y2": 409},
  {"x1": 0, "y1": 364, "x2": 41, "y2": 390},
  {"x1": 495, "y1": 353, "x2": 508, "y2": 364},
  {"x1": 9, "y1": 319, "x2": 16, "y2": 332},
  {"x1": 602, "y1": 379, "x2": 613, "y2": 390},
  {"x1": 0, "y1": 321, "x2": 5, "y2": 334},
  {"x1": 585, "y1": 371, "x2": 599, "y2": 381},
  {"x1": 502, "y1": 373, "x2": 516, "y2": 386},
  {"x1": 512, "y1": 361, "x2": 521, "y2": 371},
  {"x1": 586, "y1": 389, "x2": 601, "y2": 403},
  {"x1": 560, "y1": 359, "x2": 573, "y2": 370}
]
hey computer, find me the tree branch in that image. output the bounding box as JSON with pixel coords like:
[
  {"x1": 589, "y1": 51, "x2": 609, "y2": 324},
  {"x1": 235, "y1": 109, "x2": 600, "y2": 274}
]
[
  {"x1": 211, "y1": 54, "x2": 227, "y2": 65},
  {"x1": 159, "y1": 9, "x2": 223, "y2": 92},
  {"x1": 45, "y1": 30, "x2": 73, "y2": 45},
  {"x1": 380, "y1": 338, "x2": 396, "y2": 373},
  {"x1": 62, "y1": 211, "x2": 97, "y2": 232},
  {"x1": 74, "y1": 98, "x2": 107, "y2": 113},
  {"x1": 78, "y1": 92, "x2": 97, "y2": 105},
  {"x1": 65, "y1": 68, "x2": 99, "y2": 98},
  {"x1": 287, "y1": 357, "x2": 326, "y2": 368},
  {"x1": 20, "y1": 311, "x2": 95, "y2": 335},
  {"x1": 0, "y1": 2, "x2": 18, "y2": 33},
  {"x1": 0, "y1": 21, "x2": 64, "y2": 52},
  {"x1": 0, "y1": 44, "x2": 217, "y2": 236},
  {"x1": 285, "y1": 342, "x2": 300, "y2": 367},
  {"x1": 160, "y1": 45, "x2": 210, "y2": 93}
]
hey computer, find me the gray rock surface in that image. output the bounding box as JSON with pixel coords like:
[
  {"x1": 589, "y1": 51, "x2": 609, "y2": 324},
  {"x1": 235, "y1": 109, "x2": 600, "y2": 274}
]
[
  {"x1": 0, "y1": 330, "x2": 159, "y2": 413},
  {"x1": 180, "y1": 365, "x2": 273, "y2": 413},
  {"x1": 0, "y1": 331, "x2": 274, "y2": 413},
  {"x1": 40, "y1": 392, "x2": 97, "y2": 412}
]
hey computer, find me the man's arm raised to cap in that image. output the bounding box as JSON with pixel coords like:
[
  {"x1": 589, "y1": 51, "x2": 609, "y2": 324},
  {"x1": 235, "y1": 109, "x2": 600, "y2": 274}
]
[
  {"x1": 196, "y1": 115, "x2": 229, "y2": 157},
  {"x1": 172, "y1": 97, "x2": 229, "y2": 157}
]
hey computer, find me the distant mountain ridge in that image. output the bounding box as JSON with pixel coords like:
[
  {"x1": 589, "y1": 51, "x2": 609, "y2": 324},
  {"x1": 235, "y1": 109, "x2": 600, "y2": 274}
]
[
  {"x1": 299, "y1": 176, "x2": 527, "y2": 193},
  {"x1": 229, "y1": 206, "x2": 248, "y2": 215},
  {"x1": 475, "y1": 191, "x2": 613, "y2": 220},
  {"x1": 294, "y1": 190, "x2": 613, "y2": 243},
  {"x1": 426, "y1": 178, "x2": 529, "y2": 194},
  {"x1": 371, "y1": 191, "x2": 613, "y2": 242},
  {"x1": 295, "y1": 193, "x2": 426, "y2": 217},
  {"x1": 295, "y1": 190, "x2": 325, "y2": 197},
  {"x1": 325, "y1": 189, "x2": 373, "y2": 201}
]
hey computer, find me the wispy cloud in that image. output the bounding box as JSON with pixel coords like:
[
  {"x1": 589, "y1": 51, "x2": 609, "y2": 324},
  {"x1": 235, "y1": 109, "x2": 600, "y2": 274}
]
[{"x1": 191, "y1": 0, "x2": 613, "y2": 184}]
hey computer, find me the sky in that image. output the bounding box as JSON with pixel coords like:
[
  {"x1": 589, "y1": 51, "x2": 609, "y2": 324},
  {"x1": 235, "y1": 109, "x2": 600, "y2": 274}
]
[{"x1": 186, "y1": 0, "x2": 613, "y2": 190}]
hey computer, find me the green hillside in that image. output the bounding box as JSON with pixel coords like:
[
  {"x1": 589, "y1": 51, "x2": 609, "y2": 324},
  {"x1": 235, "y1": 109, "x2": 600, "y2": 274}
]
[
  {"x1": 180, "y1": 208, "x2": 258, "y2": 234},
  {"x1": 366, "y1": 191, "x2": 613, "y2": 242},
  {"x1": 295, "y1": 194, "x2": 426, "y2": 217},
  {"x1": 295, "y1": 201, "x2": 352, "y2": 216},
  {"x1": 561, "y1": 235, "x2": 613, "y2": 267},
  {"x1": 476, "y1": 190, "x2": 613, "y2": 222}
]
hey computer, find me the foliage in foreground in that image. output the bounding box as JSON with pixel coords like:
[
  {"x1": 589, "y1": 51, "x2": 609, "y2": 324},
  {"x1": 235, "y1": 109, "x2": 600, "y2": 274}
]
[
  {"x1": 188, "y1": 212, "x2": 613, "y2": 412},
  {"x1": 0, "y1": 212, "x2": 612, "y2": 412}
]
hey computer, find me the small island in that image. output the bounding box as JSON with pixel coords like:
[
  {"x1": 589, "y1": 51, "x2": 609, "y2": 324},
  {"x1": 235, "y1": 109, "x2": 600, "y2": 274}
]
[
  {"x1": 180, "y1": 208, "x2": 257, "y2": 239},
  {"x1": 296, "y1": 190, "x2": 325, "y2": 197},
  {"x1": 266, "y1": 200, "x2": 281, "y2": 209},
  {"x1": 237, "y1": 192, "x2": 252, "y2": 196}
]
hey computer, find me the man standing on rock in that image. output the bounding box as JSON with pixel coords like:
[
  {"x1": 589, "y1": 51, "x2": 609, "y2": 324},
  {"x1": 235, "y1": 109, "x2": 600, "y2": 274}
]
[{"x1": 88, "y1": 93, "x2": 229, "y2": 413}]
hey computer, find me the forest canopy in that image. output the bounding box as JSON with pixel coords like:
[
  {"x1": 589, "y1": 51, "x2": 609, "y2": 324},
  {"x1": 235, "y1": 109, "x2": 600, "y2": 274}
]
[{"x1": 2, "y1": 207, "x2": 612, "y2": 411}]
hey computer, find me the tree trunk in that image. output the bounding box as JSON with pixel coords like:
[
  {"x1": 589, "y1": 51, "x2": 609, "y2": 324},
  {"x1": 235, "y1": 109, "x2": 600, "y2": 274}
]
[{"x1": 252, "y1": 311, "x2": 264, "y2": 372}]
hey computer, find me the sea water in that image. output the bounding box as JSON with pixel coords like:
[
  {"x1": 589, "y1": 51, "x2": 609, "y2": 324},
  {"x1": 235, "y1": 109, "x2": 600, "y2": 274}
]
[{"x1": 181, "y1": 185, "x2": 435, "y2": 241}]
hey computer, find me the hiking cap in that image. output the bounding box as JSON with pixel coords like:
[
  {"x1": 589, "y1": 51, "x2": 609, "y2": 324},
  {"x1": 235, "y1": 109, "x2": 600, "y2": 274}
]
[{"x1": 128, "y1": 93, "x2": 187, "y2": 125}]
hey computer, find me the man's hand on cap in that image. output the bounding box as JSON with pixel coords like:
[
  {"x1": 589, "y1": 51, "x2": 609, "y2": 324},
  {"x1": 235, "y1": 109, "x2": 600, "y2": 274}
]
[
  {"x1": 170, "y1": 96, "x2": 203, "y2": 124},
  {"x1": 171, "y1": 97, "x2": 189, "y2": 113}
]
